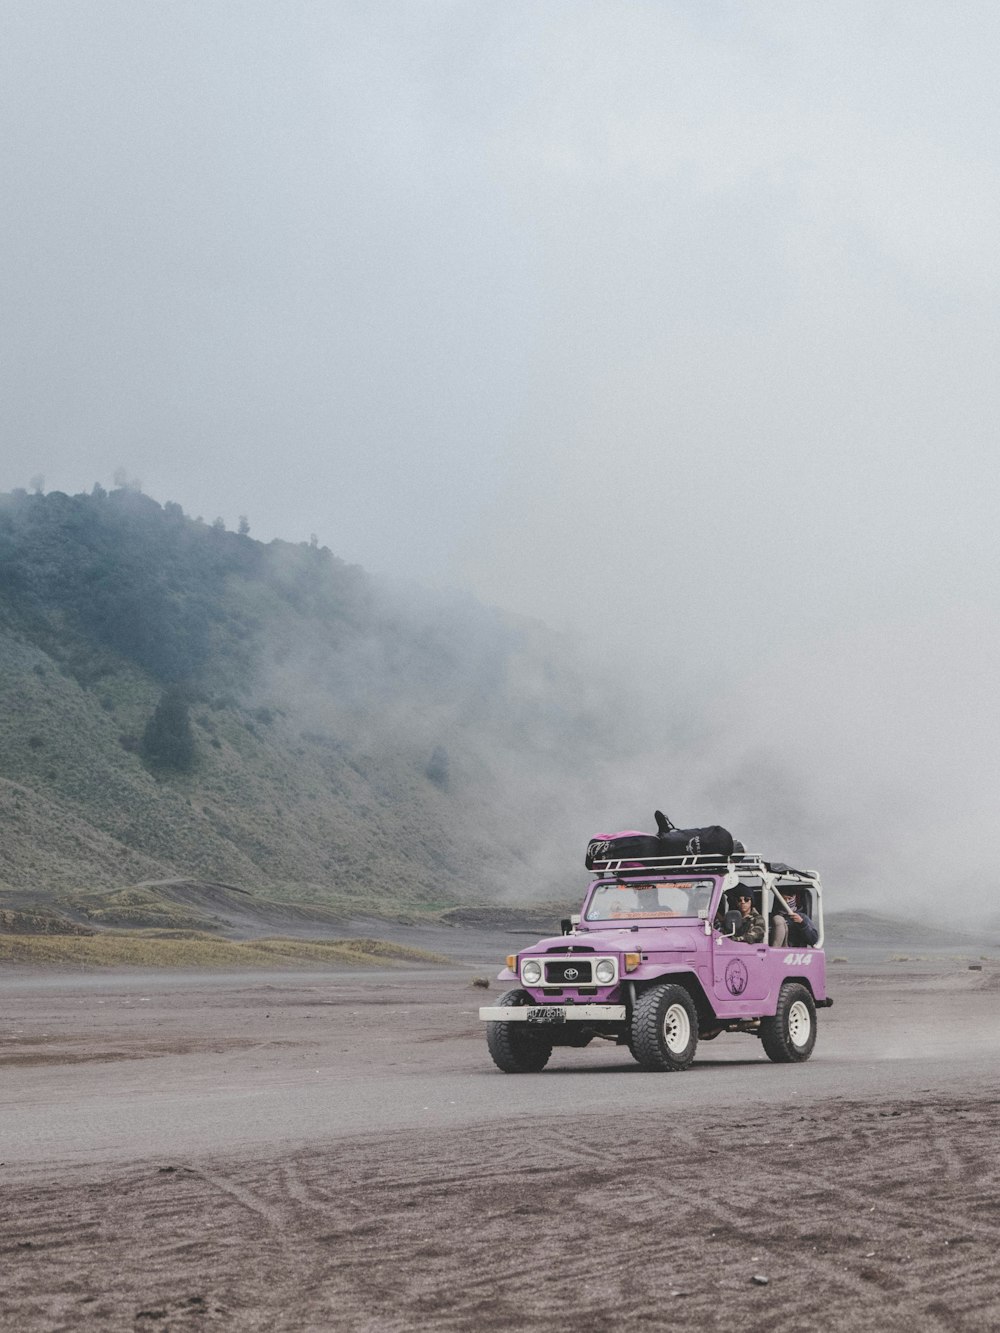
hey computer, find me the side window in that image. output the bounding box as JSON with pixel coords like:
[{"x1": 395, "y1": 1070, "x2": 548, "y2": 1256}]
[{"x1": 773, "y1": 885, "x2": 819, "y2": 947}]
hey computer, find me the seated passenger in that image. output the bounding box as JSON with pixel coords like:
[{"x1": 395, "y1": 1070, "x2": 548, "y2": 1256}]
[
  {"x1": 734, "y1": 891, "x2": 766, "y2": 943},
  {"x1": 772, "y1": 891, "x2": 819, "y2": 947},
  {"x1": 717, "y1": 891, "x2": 765, "y2": 944}
]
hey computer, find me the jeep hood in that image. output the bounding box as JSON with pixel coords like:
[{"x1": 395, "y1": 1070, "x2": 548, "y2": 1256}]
[{"x1": 524, "y1": 926, "x2": 703, "y2": 954}]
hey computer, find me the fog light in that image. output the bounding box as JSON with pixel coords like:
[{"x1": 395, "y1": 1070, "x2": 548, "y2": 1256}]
[
  {"x1": 521, "y1": 959, "x2": 542, "y2": 985},
  {"x1": 595, "y1": 959, "x2": 616, "y2": 984}
]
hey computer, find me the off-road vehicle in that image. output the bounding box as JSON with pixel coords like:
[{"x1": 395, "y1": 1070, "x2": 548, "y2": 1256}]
[{"x1": 480, "y1": 851, "x2": 831, "y2": 1072}]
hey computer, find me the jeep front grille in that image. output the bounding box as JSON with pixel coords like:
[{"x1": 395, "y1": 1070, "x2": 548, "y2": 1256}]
[{"x1": 544, "y1": 959, "x2": 593, "y2": 985}]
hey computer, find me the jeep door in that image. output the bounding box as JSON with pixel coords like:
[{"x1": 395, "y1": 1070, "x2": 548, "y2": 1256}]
[{"x1": 711, "y1": 934, "x2": 772, "y2": 1004}]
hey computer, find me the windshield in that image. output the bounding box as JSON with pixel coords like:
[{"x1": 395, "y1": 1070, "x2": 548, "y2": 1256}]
[{"x1": 585, "y1": 878, "x2": 715, "y2": 922}]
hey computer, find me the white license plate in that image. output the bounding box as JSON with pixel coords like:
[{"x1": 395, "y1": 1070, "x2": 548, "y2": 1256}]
[{"x1": 527, "y1": 1006, "x2": 565, "y2": 1024}]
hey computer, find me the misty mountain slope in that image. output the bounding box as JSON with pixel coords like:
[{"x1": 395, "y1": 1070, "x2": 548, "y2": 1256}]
[{"x1": 0, "y1": 487, "x2": 626, "y2": 908}]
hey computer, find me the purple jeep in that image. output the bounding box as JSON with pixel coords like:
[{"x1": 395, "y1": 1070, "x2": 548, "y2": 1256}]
[{"x1": 479, "y1": 852, "x2": 831, "y2": 1072}]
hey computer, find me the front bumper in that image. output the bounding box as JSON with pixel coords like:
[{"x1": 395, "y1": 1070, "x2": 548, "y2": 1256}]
[{"x1": 479, "y1": 1004, "x2": 627, "y2": 1023}]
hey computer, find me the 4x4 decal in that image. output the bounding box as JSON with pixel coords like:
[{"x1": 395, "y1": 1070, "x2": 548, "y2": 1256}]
[{"x1": 783, "y1": 952, "x2": 813, "y2": 966}]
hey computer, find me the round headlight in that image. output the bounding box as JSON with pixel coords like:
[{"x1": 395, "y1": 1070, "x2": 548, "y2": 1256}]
[
  {"x1": 595, "y1": 959, "x2": 616, "y2": 984},
  {"x1": 521, "y1": 959, "x2": 542, "y2": 985}
]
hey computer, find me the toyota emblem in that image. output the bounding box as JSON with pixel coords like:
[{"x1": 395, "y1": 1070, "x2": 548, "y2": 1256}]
[{"x1": 564, "y1": 967, "x2": 579, "y2": 980}]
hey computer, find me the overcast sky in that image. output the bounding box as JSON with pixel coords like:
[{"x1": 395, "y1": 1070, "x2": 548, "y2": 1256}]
[{"x1": 3, "y1": 2, "x2": 999, "y2": 901}]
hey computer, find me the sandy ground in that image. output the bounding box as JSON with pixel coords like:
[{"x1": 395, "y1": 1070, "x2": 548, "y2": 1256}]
[{"x1": 2, "y1": 946, "x2": 999, "y2": 1332}]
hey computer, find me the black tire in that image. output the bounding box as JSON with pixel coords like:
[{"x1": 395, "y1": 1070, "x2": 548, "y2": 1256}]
[
  {"x1": 760, "y1": 982, "x2": 817, "y2": 1063},
  {"x1": 486, "y1": 988, "x2": 553, "y2": 1073},
  {"x1": 629, "y1": 983, "x2": 699, "y2": 1071}
]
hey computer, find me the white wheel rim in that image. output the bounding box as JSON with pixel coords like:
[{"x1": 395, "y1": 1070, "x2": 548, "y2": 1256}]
[
  {"x1": 788, "y1": 999, "x2": 811, "y2": 1047},
  {"x1": 662, "y1": 1003, "x2": 691, "y2": 1054}
]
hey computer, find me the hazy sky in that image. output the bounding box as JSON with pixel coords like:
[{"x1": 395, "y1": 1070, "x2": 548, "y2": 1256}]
[{"x1": 4, "y1": 2, "x2": 1000, "y2": 897}]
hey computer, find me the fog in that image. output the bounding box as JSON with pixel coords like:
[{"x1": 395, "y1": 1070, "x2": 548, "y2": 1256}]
[{"x1": 3, "y1": 3, "x2": 999, "y2": 908}]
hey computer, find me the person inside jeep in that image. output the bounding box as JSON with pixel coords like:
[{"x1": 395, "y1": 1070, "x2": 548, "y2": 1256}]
[
  {"x1": 717, "y1": 890, "x2": 765, "y2": 943},
  {"x1": 770, "y1": 891, "x2": 819, "y2": 948}
]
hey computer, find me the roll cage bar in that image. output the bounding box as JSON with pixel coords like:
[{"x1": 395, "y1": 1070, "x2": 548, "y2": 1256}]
[{"x1": 587, "y1": 852, "x2": 823, "y2": 947}]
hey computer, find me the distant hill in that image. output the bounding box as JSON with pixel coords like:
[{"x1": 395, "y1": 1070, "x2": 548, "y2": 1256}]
[
  {"x1": 0, "y1": 486, "x2": 627, "y2": 913},
  {"x1": 824, "y1": 910, "x2": 994, "y2": 952}
]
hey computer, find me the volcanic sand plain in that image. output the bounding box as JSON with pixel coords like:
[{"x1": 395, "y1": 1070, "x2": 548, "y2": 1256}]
[{"x1": 2, "y1": 926, "x2": 999, "y2": 1332}]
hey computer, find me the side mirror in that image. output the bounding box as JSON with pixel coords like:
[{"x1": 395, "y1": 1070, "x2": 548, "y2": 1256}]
[{"x1": 560, "y1": 918, "x2": 571, "y2": 936}]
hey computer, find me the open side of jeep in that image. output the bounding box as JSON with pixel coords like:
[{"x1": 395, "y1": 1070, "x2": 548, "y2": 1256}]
[{"x1": 479, "y1": 851, "x2": 831, "y2": 1073}]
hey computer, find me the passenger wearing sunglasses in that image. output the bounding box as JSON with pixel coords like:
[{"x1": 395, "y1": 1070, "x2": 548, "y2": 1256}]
[{"x1": 726, "y1": 889, "x2": 766, "y2": 944}]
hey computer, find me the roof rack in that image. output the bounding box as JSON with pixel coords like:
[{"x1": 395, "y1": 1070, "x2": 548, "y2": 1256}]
[{"x1": 590, "y1": 852, "x2": 769, "y2": 876}]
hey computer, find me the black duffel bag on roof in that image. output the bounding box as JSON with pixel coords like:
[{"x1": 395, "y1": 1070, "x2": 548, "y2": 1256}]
[
  {"x1": 585, "y1": 812, "x2": 738, "y2": 869},
  {"x1": 654, "y1": 810, "x2": 736, "y2": 858}
]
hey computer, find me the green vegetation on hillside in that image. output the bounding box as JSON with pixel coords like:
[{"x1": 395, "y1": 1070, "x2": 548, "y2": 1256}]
[
  {"x1": 0, "y1": 485, "x2": 366, "y2": 690},
  {"x1": 0, "y1": 485, "x2": 623, "y2": 915},
  {"x1": 141, "y1": 686, "x2": 197, "y2": 773}
]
